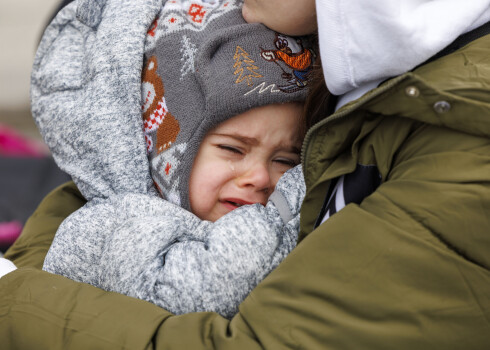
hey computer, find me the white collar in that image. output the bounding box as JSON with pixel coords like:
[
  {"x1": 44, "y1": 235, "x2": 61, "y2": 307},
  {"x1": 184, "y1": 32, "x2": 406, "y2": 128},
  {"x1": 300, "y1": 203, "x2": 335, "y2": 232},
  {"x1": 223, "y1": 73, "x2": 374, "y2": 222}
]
[{"x1": 335, "y1": 79, "x2": 382, "y2": 111}]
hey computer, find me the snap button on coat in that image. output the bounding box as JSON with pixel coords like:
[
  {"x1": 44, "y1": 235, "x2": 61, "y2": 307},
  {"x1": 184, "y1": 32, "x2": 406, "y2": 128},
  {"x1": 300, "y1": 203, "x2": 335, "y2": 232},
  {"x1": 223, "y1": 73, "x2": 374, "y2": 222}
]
[
  {"x1": 433, "y1": 100, "x2": 451, "y2": 113},
  {"x1": 405, "y1": 86, "x2": 420, "y2": 98}
]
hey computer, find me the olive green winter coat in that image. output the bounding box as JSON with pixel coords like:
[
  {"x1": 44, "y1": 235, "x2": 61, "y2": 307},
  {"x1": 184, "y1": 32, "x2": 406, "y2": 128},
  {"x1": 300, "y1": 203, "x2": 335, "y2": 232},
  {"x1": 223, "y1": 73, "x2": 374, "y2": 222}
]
[{"x1": 1, "y1": 34, "x2": 489, "y2": 349}]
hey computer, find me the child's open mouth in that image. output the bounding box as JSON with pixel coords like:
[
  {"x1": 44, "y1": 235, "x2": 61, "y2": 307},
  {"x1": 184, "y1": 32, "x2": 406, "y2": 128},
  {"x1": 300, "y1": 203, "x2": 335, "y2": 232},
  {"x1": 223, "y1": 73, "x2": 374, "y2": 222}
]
[
  {"x1": 227, "y1": 200, "x2": 244, "y2": 208},
  {"x1": 221, "y1": 198, "x2": 255, "y2": 211}
]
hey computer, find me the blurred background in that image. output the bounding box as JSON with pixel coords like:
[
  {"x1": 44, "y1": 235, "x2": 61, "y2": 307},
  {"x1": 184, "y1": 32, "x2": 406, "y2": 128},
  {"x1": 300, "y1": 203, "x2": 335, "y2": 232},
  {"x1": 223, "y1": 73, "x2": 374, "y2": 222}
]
[
  {"x1": 1, "y1": 0, "x2": 72, "y2": 254},
  {"x1": 0, "y1": 0, "x2": 60, "y2": 138}
]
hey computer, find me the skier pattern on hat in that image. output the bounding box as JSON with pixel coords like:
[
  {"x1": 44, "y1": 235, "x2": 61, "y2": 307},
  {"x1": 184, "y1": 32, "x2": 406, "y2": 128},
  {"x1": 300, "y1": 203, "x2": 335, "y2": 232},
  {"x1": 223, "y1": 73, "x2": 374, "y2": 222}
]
[
  {"x1": 237, "y1": 33, "x2": 315, "y2": 96},
  {"x1": 260, "y1": 34, "x2": 315, "y2": 93}
]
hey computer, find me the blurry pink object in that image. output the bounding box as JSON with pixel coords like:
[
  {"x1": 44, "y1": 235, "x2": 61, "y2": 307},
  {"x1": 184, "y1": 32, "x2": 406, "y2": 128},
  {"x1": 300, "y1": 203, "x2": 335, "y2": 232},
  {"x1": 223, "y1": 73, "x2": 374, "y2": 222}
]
[
  {"x1": 0, "y1": 221, "x2": 23, "y2": 247},
  {"x1": 0, "y1": 124, "x2": 48, "y2": 157}
]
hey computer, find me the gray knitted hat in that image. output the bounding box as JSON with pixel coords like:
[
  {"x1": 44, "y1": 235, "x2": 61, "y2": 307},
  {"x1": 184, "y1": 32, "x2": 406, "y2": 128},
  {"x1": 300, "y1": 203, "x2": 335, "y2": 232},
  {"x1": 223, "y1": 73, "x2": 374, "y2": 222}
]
[{"x1": 142, "y1": 0, "x2": 315, "y2": 209}]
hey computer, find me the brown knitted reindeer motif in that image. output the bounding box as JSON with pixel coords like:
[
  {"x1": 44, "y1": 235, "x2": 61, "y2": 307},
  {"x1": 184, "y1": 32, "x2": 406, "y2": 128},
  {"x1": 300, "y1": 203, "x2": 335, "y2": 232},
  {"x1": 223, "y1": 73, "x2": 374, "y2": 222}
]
[{"x1": 141, "y1": 56, "x2": 181, "y2": 154}]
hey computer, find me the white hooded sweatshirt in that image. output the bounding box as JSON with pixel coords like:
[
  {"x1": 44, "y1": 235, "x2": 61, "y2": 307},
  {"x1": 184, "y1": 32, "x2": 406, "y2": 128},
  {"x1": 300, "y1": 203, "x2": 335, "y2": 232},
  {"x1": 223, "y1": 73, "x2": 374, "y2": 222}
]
[{"x1": 315, "y1": 0, "x2": 490, "y2": 108}]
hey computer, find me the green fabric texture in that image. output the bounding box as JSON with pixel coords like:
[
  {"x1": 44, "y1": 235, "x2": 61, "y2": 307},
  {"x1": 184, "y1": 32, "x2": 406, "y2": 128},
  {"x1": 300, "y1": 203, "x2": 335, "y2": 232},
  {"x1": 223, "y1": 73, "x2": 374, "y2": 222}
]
[
  {"x1": 1, "y1": 35, "x2": 489, "y2": 349},
  {"x1": 4, "y1": 182, "x2": 85, "y2": 269}
]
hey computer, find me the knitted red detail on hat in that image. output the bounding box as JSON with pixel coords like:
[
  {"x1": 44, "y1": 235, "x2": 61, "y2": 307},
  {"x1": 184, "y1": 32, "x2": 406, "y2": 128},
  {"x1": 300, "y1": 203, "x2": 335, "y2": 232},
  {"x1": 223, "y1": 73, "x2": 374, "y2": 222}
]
[
  {"x1": 147, "y1": 18, "x2": 158, "y2": 37},
  {"x1": 165, "y1": 162, "x2": 172, "y2": 175},
  {"x1": 189, "y1": 4, "x2": 206, "y2": 23},
  {"x1": 145, "y1": 134, "x2": 152, "y2": 152},
  {"x1": 144, "y1": 99, "x2": 168, "y2": 133}
]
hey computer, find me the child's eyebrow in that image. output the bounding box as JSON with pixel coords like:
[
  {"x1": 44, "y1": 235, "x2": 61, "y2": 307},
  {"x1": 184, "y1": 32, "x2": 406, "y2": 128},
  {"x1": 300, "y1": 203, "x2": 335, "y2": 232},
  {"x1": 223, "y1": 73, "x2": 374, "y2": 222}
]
[
  {"x1": 209, "y1": 133, "x2": 259, "y2": 146},
  {"x1": 210, "y1": 132, "x2": 301, "y2": 154}
]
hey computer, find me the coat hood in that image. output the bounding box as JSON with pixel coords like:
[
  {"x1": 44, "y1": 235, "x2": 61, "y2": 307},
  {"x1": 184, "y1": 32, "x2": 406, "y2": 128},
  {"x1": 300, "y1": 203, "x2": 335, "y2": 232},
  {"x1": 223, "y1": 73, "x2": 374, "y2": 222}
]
[
  {"x1": 31, "y1": 0, "x2": 163, "y2": 201},
  {"x1": 316, "y1": 0, "x2": 490, "y2": 100}
]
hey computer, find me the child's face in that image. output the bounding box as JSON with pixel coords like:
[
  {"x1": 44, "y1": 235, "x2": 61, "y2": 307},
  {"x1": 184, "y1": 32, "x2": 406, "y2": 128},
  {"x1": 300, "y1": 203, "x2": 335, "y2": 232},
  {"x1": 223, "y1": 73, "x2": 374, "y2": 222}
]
[
  {"x1": 242, "y1": 0, "x2": 317, "y2": 36},
  {"x1": 189, "y1": 102, "x2": 303, "y2": 222}
]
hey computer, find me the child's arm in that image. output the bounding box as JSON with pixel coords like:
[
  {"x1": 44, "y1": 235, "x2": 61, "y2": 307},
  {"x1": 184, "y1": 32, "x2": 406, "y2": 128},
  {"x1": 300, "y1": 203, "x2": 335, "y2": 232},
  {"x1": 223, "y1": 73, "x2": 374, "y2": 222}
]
[{"x1": 43, "y1": 166, "x2": 304, "y2": 318}]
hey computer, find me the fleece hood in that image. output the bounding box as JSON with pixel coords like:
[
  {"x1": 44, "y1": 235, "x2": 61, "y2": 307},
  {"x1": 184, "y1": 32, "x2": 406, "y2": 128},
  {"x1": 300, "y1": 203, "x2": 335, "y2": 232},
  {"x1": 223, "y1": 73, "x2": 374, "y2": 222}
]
[{"x1": 316, "y1": 0, "x2": 490, "y2": 100}]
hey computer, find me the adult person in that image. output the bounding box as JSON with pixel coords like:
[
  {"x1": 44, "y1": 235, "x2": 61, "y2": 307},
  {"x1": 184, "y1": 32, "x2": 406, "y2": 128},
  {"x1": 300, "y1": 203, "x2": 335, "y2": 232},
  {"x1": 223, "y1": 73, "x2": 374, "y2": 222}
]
[{"x1": 1, "y1": 0, "x2": 490, "y2": 348}]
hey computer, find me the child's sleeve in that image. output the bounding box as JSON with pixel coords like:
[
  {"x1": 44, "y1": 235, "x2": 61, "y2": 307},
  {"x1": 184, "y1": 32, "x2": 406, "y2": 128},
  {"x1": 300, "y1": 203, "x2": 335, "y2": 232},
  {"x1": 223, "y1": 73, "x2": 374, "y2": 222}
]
[{"x1": 43, "y1": 165, "x2": 305, "y2": 319}]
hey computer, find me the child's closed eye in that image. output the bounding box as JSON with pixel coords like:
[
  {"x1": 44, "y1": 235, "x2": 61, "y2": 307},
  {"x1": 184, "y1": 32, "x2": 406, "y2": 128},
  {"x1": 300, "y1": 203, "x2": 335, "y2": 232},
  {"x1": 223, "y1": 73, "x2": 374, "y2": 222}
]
[
  {"x1": 217, "y1": 144, "x2": 243, "y2": 155},
  {"x1": 274, "y1": 157, "x2": 299, "y2": 167}
]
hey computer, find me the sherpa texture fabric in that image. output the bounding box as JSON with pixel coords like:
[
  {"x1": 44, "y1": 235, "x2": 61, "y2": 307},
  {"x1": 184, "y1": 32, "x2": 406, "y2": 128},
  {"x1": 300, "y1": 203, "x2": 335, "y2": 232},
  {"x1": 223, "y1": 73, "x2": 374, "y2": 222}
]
[
  {"x1": 34, "y1": 0, "x2": 307, "y2": 319},
  {"x1": 143, "y1": 0, "x2": 313, "y2": 208},
  {"x1": 31, "y1": 0, "x2": 161, "y2": 201}
]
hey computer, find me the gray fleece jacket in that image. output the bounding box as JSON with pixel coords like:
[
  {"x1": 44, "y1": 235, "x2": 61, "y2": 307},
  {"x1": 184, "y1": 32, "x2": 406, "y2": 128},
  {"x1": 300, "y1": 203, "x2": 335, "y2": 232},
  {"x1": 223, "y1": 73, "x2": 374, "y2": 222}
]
[{"x1": 34, "y1": 0, "x2": 305, "y2": 319}]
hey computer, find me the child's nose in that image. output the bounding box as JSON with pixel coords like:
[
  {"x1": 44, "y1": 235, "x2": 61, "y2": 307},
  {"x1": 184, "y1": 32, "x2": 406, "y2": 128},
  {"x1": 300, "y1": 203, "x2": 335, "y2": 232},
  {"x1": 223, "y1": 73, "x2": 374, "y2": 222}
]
[{"x1": 236, "y1": 162, "x2": 272, "y2": 194}]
